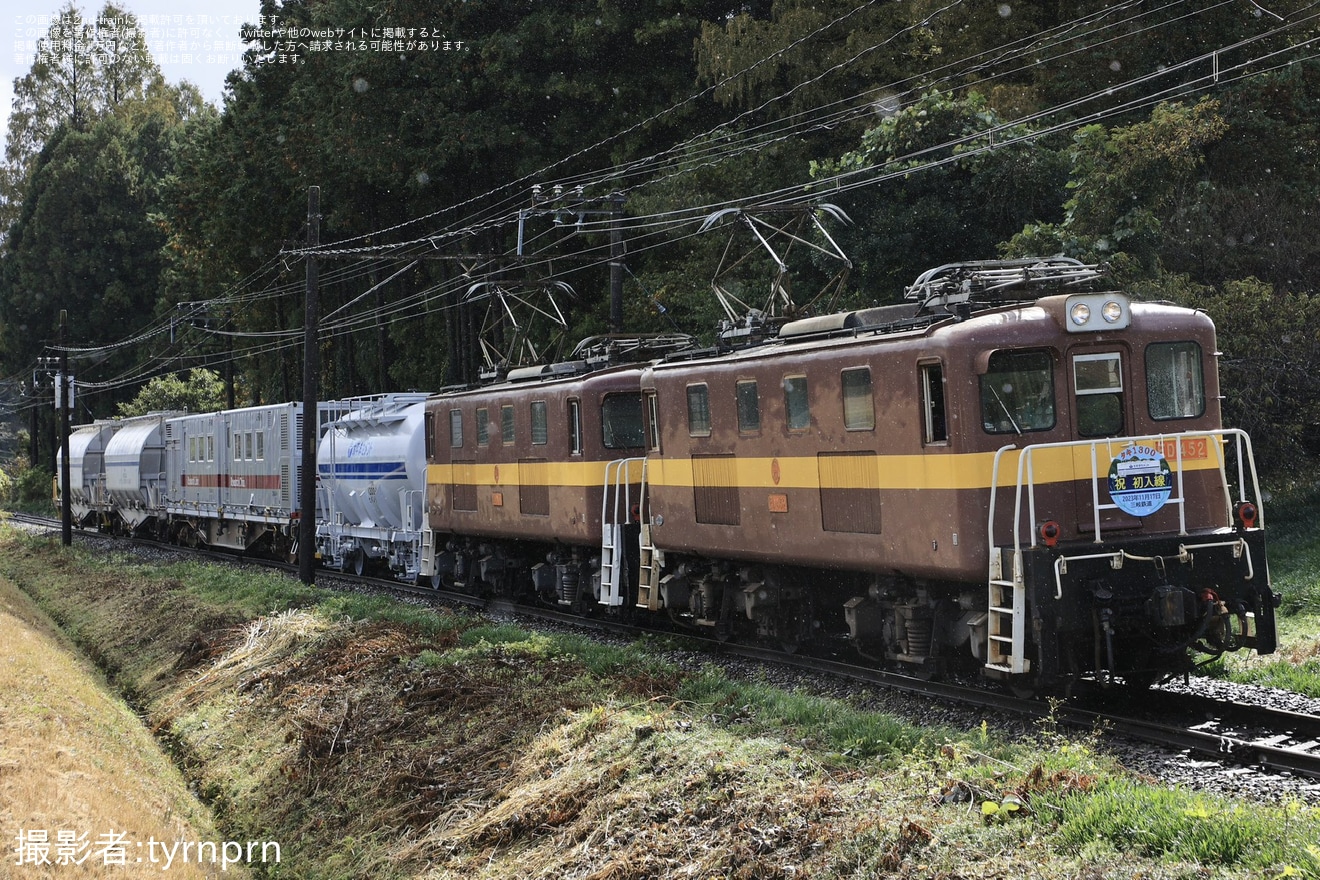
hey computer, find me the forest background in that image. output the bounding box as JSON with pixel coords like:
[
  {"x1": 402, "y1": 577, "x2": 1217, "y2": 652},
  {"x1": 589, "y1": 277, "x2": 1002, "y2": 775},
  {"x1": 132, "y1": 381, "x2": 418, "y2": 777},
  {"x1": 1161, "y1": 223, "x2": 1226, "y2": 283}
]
[{"x1": 2, "y1": 0, "x2": 1320, "y2": 484}]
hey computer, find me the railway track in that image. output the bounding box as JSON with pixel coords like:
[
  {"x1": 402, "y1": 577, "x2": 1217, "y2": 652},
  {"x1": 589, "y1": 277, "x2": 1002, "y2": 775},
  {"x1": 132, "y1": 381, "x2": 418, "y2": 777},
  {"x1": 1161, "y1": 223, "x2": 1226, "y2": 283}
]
[{"x1": 10, "y1": 511, "x2": 1320, "y2": 786}]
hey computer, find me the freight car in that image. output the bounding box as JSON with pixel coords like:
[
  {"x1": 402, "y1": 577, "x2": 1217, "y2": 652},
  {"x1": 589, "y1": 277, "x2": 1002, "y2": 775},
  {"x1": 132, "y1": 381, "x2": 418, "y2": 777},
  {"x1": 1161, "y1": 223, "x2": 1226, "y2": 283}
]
[
  {"x1": 102, "y1": 411, "x2": 177, "y2": 535},
  {"x1": 315, "y1": 393, "x2": 432, "y2": 580},
  {"x1": 58, "y1": 421, "x2": 119, "y2": 526},
  {"x1": 162, "y1": 401, "x2": 352, "y2": 554}
]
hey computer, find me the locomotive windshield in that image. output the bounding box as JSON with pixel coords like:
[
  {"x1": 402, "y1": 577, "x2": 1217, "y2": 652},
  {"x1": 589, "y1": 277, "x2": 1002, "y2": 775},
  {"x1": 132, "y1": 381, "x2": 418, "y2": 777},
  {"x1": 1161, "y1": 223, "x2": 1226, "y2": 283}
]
[
  {"x1": 980, "y1": 350, "x2": 1055, "y2": 434},
  {"x1": 602, "y1": 393, "x2": 646, "y2": 449},
  {"x1": 1074, "y1": 352, "x2": 1125, "y2": 437},
  {"x1": 1147, "y1": 341, "x2": 1206, "y2": 420}
]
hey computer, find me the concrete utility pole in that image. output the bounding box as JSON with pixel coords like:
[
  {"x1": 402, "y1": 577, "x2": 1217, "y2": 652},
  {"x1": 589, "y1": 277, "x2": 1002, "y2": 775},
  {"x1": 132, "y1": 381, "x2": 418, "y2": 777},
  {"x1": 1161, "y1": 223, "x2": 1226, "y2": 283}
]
[
  {"x1": 58, "y1": 311, "x2": 71, "y2": 547},
  {"x1": 609, "y1": 192, "x2": 625, "y2": 335},
  {"x1": 299, "y1": 186, "x2": 320, "y2": 585}
]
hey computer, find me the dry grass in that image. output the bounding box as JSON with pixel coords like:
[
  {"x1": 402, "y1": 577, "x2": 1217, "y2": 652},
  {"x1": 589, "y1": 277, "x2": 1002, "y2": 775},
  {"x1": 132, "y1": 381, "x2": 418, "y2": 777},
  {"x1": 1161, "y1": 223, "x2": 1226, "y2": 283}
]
[{"x1": 0, "y1": 574, "x2": 247, "y2": 879}]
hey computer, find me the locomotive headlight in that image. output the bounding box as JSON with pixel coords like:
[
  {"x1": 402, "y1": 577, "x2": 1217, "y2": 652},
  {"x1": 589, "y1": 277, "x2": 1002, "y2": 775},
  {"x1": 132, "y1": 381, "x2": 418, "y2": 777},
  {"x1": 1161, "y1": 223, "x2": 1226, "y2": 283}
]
[{"x1": 1065, "y1": 293, "x2": 1130, "y2": 332}]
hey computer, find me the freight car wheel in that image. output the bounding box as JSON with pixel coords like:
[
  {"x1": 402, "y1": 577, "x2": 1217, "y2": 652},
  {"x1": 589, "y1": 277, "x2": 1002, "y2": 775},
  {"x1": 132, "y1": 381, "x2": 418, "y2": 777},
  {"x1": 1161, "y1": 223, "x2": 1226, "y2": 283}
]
[
  {"x1": 415, "y1": 571, "x2": 442, "y2": 590},
  {"x1": 352, "y1": 551, "x2": 366, "y2": 578}
]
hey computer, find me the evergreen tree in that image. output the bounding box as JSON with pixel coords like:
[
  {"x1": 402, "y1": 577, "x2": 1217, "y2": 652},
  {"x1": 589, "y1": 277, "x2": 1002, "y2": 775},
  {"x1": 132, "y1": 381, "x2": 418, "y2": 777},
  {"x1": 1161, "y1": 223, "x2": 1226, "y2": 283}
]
[{"x1": 1, "y1": 2, "x2": 164, "y2": 236}]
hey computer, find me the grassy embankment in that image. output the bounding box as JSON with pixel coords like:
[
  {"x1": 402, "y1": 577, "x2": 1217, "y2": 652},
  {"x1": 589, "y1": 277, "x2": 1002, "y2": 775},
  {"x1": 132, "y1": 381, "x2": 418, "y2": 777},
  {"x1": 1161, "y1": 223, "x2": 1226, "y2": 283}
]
[
  {"x1": 1, "y1": 522, "x2": 1318, "y2": 880},
  {"x1": 0, "y1": 552, "x2": 249, "y2": 878}
]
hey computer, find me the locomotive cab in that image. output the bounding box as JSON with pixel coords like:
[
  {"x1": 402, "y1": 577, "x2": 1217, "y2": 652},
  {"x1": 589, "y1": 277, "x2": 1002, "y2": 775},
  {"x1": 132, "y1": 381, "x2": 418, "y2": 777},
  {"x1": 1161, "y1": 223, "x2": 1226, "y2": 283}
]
[{"x1": 971, "y1": 289, "x2": 1277, "y2": 689}]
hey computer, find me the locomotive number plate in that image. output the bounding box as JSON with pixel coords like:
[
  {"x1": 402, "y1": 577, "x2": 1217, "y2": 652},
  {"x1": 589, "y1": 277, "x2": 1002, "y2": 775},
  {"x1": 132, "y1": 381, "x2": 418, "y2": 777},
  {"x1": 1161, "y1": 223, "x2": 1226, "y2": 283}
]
[{"x1": 1158, "y1": 437, "x2": 1209, "y2": 461}]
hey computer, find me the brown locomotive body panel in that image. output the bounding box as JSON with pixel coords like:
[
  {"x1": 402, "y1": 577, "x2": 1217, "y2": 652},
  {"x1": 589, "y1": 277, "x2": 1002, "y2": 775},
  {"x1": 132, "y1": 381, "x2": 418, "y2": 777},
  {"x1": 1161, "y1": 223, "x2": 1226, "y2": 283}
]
[{"x1": 640, "y1": 295, "x2": 1231, "y2": 582}]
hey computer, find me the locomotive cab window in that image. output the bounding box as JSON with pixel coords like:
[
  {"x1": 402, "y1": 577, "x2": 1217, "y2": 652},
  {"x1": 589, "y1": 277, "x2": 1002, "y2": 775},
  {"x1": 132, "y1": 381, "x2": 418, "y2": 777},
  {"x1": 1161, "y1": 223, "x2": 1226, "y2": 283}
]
[
  {"x1": 736, "y1": 380, "x2": 760, "y2": 434},
  {"x1": 1073, "y1": 352, "x2": 1124, "y2": 437},
  {"x1": 784, "y1": 375, "x2": 810, "y2": 432},
  {"x1": 1147, "y1": 342, "x2": 1205, "y2": 420},
  {"x1": 602, "y1": 393, "x2": 645, "y2": 449},
  {"x1": 687, "y1": 384, "x2": 711, "y2": 437},
  {"x1": 980, "y1": 350, "x2": 1054, "y2": 434},
  {"x1": 645, "y1": 392, "x2": 661, "y2": 452},
  {"x1": 424, "y1": 411, "x2": 435, "y2": 458},
  {"x1": 841, "y1": 368, "x2": 874, "y2": 431}
]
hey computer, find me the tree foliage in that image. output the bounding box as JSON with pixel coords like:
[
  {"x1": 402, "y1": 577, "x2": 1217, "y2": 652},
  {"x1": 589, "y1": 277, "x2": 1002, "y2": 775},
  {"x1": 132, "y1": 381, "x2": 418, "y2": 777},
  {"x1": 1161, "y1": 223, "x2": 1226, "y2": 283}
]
[
  {"x1": 115, "y1": 368, "x2": 227, "y2": 417},
  {"x1": 811, "y1": 90, "x2": 1068, "y2": 299},
  {"x1": 1, "y1": 2, "x2": 164, "y2": 234}
]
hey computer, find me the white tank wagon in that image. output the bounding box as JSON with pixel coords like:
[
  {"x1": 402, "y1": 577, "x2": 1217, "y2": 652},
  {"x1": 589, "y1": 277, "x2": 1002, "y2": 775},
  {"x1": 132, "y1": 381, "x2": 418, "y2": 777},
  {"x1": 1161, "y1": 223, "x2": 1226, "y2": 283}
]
[
  {"x1": 103, "y1": 412, "x2": 179, "y2": 535},
  {"x1": 315, "y1": 393, "x2": 432, "y2": 580},
  {"x1": 56, "y1": 421, "x2": 119, "y2": 526}
]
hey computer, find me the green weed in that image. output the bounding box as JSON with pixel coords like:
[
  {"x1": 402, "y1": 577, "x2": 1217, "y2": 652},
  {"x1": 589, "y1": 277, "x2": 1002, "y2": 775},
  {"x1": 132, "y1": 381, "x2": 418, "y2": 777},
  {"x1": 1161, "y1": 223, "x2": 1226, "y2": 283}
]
[{"x1": 1051, "y1": 779, "x2": 1320, "y2": 873}]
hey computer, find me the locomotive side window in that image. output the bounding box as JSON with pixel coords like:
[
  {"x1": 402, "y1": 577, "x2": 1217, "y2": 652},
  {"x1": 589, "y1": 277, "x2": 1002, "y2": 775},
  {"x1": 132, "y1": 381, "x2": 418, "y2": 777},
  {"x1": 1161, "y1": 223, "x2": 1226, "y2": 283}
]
[
  {"x1": 645, "y1": 392, "x2": 661, "y2": 452},
  {"x1": 476, "y1": 407, "x2": 489, "y2": 446},
  {"x1": 841, "y1": 368, "x2": 875, "y2": 431},
  {"x1": 602, "y1": 393, "x2": 646, "y2": 449},
  {"x1": 256, "y1": 432, "x2": 264, "y2": 460},
  {"x1": 1147, "y1": 342, "x2": 1205, "y2": 420},
  {"x1": 687, "y1": 384, "x2": 711, "y2": 437},
  {"x1": 530, "y1": 401, "x2": 548, "y2": 445},
  {"x1": 568, "y1": 398, "x2": 583, "y2": 455},
  {"x1": 784, "y1": 375, "x2": 810, "y2": 431},
  {"x1": 921, "y1": 362, "x2": 948, "y2": 444},
  {"x1": 736, "y1": 380, "x2": 760, "y2": 433},
  {"x1": 980, "y1": 350, "x2": 1054, "y2": 434},
  {"x1": 233, "y1": 432, "x2": 242, "y2": 460},
  {"x1": 1073, "y1": 352, "x2": 1124, "y2": 437},
  {"x1": 424, "y1": 411, "x2": 435, "y2": 458},
  {"x1": 501, "y1": 405, "x2": 515, "y2": 445},
  {"x1": 449, "y1": 409, "x2": 463, "y2": 448},
  {"x1": 245, "y1": 432, "x2": 254, "y2": 460}
]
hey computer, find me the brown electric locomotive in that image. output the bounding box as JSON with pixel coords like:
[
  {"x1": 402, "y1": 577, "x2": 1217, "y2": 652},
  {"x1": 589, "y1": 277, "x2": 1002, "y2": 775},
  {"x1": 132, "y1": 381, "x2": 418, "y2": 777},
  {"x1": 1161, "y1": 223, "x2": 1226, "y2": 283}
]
[
  {"x1": 635, "y1": 259, "x2": 1277, "y2": 690},
  {"x1": 423, "y1": 337, "x2": 691, "y2": 610}
]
